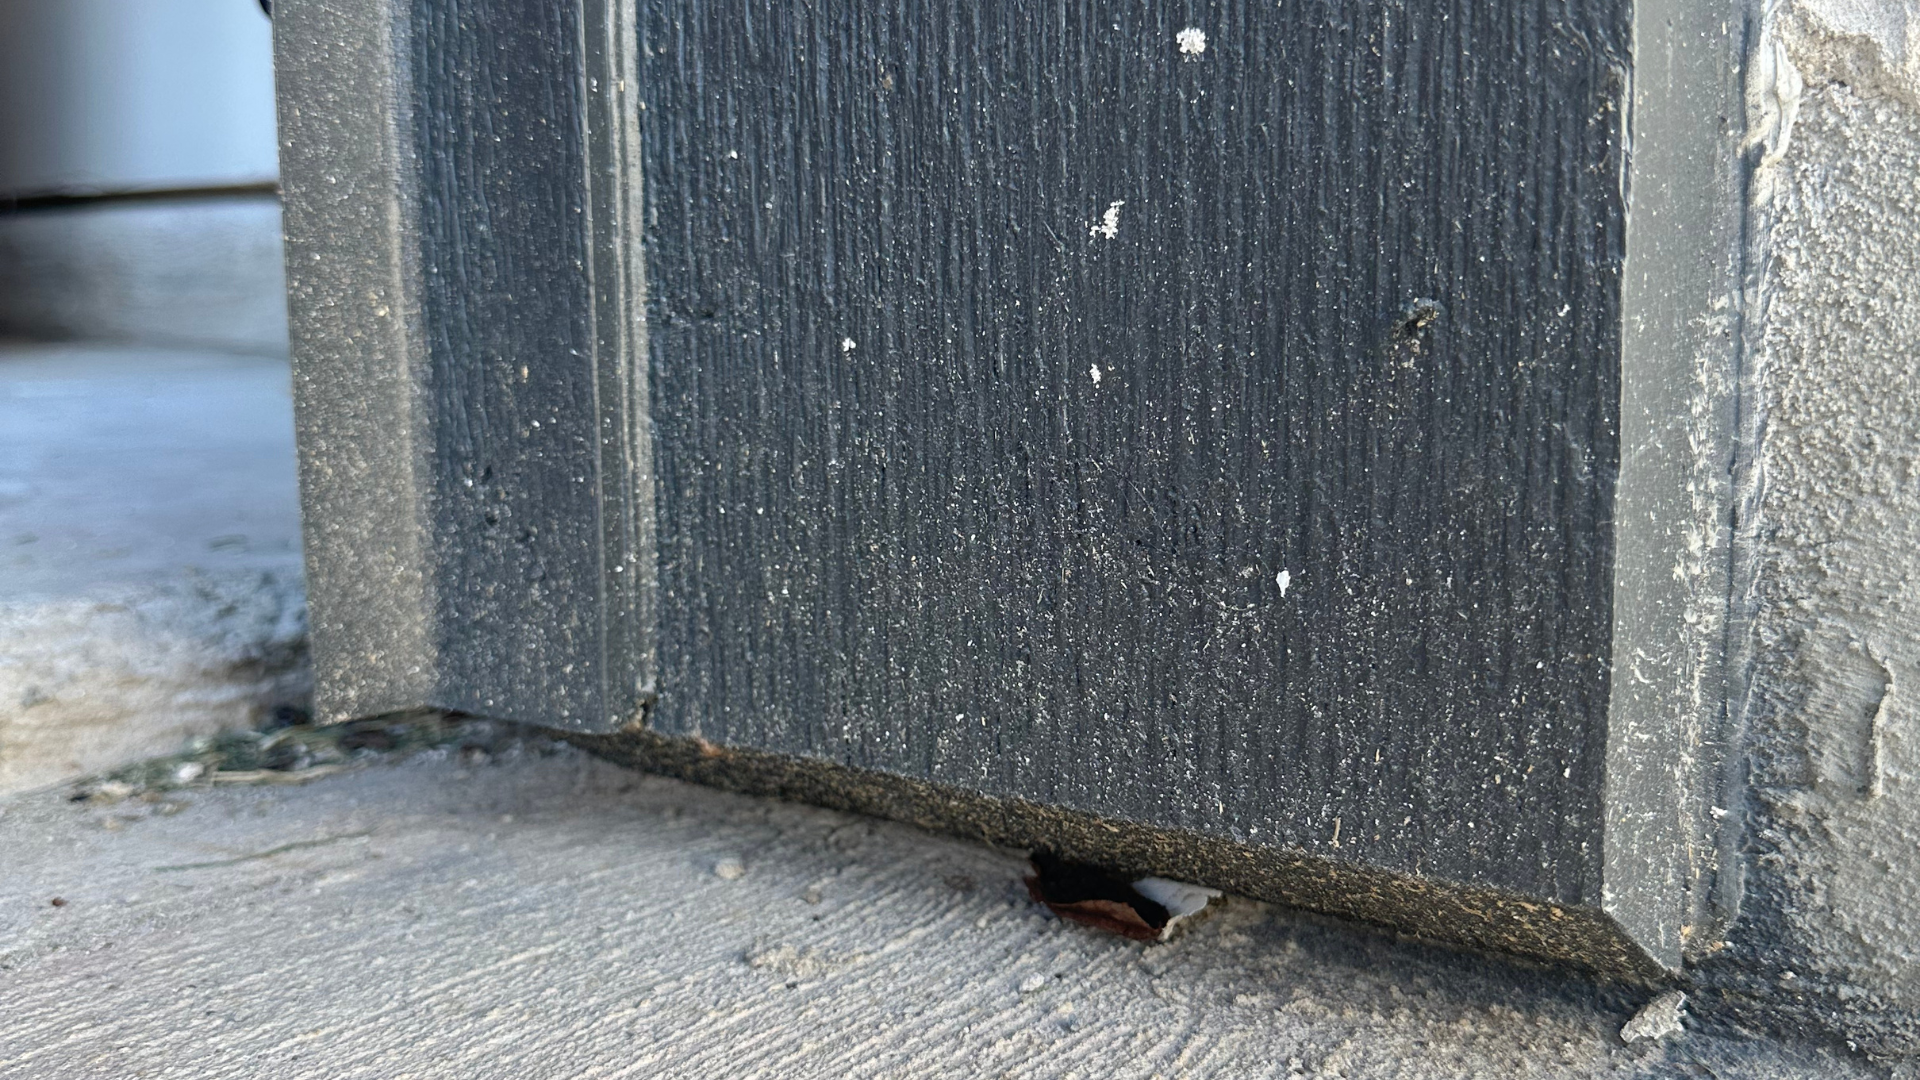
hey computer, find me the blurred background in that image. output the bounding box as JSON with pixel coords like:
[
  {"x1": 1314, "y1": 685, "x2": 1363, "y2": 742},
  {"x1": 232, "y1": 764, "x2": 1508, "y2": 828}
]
[
  {"x1": 0, "y1": 0, "x2": 306, "y2": 796},
  {"x1": 0, "y1": 0, "x2": 284, "y2": 354}
]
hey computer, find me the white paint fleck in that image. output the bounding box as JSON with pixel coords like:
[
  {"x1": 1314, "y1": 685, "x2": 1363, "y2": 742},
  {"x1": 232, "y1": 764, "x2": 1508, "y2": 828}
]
[
  {"x1": 1090, "y1": 200, "x2": 1124, "y2": 239},
  {"x1": 841, "y1": 337, "x2": 857, "y2": 353},
  {"x1": 714, "y1": 857, "x2": 746, "y2": 881},
  {"x1": 1275, "y1": 569, "x2": 1291, "y2": 596},
  {"x1": 1089, "y1": 364, "x2": 1103, "y2": 385},
  {"x1": 1176, "y1": 27, "x2": 1209, "y2": 56},
  {"x1": 1018, "y1": 973, "x2": 1048, "y2": 994}
]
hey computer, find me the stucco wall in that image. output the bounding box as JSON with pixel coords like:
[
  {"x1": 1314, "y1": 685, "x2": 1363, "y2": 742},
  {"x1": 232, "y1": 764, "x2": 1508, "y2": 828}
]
[{"x1": 1723, "y1": 0, "x2": 1920, "y2": 1051}]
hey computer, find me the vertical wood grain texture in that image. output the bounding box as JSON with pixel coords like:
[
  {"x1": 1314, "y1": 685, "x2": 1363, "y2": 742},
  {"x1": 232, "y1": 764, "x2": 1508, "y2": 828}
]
[
  {"x1": 407, "y1": 0, "x2": 650, "y2": 726},
  {"x1": 639, "y1": 0, "x2": 1626, "y2": 908},
  {"x1": 284, "y1": 0, "x2": 651, "y2": 729}
]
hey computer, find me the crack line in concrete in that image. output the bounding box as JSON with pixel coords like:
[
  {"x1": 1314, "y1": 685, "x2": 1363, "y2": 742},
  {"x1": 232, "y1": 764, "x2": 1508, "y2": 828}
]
[{"x1": 152, "y1": 830, "x2": 374, "y2": 872}]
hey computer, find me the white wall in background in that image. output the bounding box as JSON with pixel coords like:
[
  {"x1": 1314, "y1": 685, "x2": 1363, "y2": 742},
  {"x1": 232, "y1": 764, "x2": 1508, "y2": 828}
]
[
  {"x1": 0, "y1": 199, "x2": 289, "y2": 353},
  {"x1": 0, "y1": 0, "x2": 277, "y2": 195}
]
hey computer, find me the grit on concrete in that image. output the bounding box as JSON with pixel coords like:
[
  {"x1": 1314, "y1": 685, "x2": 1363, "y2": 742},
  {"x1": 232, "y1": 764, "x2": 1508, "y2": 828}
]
[{"x1": 0, "y1": 740, "x2": 1878, "y2": 1079}]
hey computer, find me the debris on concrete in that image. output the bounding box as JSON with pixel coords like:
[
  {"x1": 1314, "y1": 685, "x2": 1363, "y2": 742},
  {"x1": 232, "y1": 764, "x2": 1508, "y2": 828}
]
[
  {"x1": 1621, "y1": 991, "x2": 1688, "y2": 1044},
  {"x1": 1025, "y1": 851, "x2": 1220, "y2": 942},
  {"x1": 1133, "y1": 876, "x2": 1224, "y2": 934},
  {"x1": 63, "y1": 712, "x2": 559, "y2": 804},
  {"x1": 0, "y1": 740, "x2": 1880, "y2": 1077},
  {"x1": 714, "y1": 856, "x2": 747, "y2": 880}
]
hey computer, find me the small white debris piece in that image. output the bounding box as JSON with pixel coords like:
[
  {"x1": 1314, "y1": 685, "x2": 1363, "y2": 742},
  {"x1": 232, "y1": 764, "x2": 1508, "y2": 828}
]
[
  {"x1": 91, "y1": 781, "x2": 136, "y2": 803},
  {"x1": 1090, "y1": 363, "x2": 1103, "y2": 385},
  {"x1": 1018, "y1": 973, "x2": 1049, "y2": 994},
  {"x1": 714, "y1": 856, "x2": 747, "y2": 881},
  {"x1": 1176, "y1": 27, "x2": 1208, "y2": 56},
  {"x1": 1275, "y1": 569, "x2": 1292, "y2": 596},
  {"x1": 173, "y1": 761, "x2": 206, "y2": 784},
  {"x1": 1090, "y1": 200, "x2": 1124, "y2": 239},
  {"x1": 1620, "y1": 990, "x2": 1687, "y2": 1043},
  {"x1": 1132, "y1": 877, "x2": 1218, "y2": 916},
  {"x1": 840, "y1": 337, "x2": 857, "y2": 353},
  {"x1": 1132, "y1": 876, "x2": 1222, "y2": 940}
]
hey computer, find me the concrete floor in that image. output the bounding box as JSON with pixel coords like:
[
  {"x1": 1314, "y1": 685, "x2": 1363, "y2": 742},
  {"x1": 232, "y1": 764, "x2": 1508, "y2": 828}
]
[
  {"x1": 0, "y1": 730, "x2": 1884, "y2": 1079},
  {"x1": 0, "y1": 340, "x2": 306, "y2": 792}
]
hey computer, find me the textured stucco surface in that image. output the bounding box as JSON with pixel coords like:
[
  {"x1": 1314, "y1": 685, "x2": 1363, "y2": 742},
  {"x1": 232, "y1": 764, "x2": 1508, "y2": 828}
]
[
  {"x1": 1722, "y1": 0, "x2": 1920, "y2": 1049},
  {"x1": 0, "y1": 738, "x2": 1880, "y2": 1079},
  {"x1": 0, "y1": 343, "x2": 307, "y2": 794}
]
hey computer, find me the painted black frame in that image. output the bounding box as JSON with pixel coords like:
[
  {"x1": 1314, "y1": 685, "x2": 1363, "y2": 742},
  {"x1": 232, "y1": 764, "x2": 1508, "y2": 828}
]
[{"x1": 277, "y1": 0, "x2": 1745, "y2": 975}]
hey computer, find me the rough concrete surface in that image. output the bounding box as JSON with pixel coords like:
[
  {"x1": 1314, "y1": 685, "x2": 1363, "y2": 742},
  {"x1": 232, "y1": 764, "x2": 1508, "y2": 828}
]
[
  {"x1": 0, "y1": 738, "x2": 1882, "y2": 1079},
  {"x1": 0, "y1": 342, "x2": 307, "y2": 794},
  {"x1": 1717, "y1": 0, "x2": 1920, "y2": 1050},
  {"x1": 0, "y1": 198, "x2": 288, "y2": 357}
]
